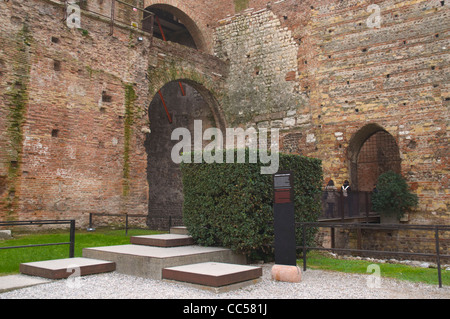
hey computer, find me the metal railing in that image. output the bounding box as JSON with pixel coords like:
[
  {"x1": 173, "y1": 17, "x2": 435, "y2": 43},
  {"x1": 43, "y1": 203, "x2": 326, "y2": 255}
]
[
  {"x1": 0, "y1": 219, "x2": 76, "y2": 258},
  {"x1": 298, "y1": 222, "x2": 450, "y2": 288},
  {"x1": 319, "y1": 190, "x2": 379, "y2": 221},
  {"x1": 87, "y1": 212, "x2": 148, "y2": 235},
  {"x1": 87, "y1": 213, "x2": 184, "y2": 234},
  {"x1": 64, "y1": 0, "x2": 155, "y2": 39}
]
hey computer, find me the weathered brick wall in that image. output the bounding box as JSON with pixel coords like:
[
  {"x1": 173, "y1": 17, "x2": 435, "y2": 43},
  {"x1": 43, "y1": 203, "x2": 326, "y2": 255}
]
[
  {"x1": 307, "y1": 0, "x2": 449, "y2": 224},
  {"x1": 0, "y1": 0, "x2": 226, "y2": 227},
  {"x1": 213, "y1": 0, "x2": 449, "y2": 226},
  {"x1": 0, "y1": 0, "x2": 448, "y2": 236},
  {"x1": 214, "y1": 7, "x2": 306, "y2": 127}
]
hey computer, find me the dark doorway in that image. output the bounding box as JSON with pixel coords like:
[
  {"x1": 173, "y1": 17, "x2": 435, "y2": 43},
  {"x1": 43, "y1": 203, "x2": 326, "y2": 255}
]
[
  {"x1": 348, "y1": 124, "x2": 401, "y2": 191},
  {"x1": 357, "y1": 130, "x2": 401, "y2": 191},
  {"x1": 143, "y1": 6, "x2": 197, "y2": 49},
  {"x1": 145, "y1": 81, "x2": 216, "y2": 229}
]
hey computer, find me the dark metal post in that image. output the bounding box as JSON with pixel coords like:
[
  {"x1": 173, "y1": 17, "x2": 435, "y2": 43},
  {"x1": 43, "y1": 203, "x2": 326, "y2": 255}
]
[
  {"x1": 365, "y1": 192, "x2": 370, "y2": 222},
  {"x1": 69, "y1": 220, "x2": 75, "y2": 258},
  {"x1": 331, "y1": 226, "x2": 335, "y2": 254},
  {"x1": 357, "y1": 224, "x2": 362, "y2": 252},
  {"x1": 302, "y1": 223, "x2": 307, "y2": 271},
  {"x1": 125, "y1": 214, "x2": 129, "y2": 236},
  {"x1": 435, "y1": 226, "x2": 442, "y2": 288}
]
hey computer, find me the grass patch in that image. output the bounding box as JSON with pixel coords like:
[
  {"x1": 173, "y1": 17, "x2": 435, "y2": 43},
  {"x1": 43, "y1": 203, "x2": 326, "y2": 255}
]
[
  {"x1": 0, "y1": 228, "x2": 164, "y2": 276},
  {"x1": 299, "y1": 251, "x2": 449, "y2": 287}
]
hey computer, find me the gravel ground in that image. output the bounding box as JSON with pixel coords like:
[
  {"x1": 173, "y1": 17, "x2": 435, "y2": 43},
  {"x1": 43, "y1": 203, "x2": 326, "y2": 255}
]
[{"x1": 0, "y1": 263, "x2": 448, "y2": 299}]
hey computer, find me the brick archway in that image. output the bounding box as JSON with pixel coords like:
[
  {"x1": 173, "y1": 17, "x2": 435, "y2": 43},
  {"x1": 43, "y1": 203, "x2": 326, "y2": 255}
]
[
  {"x1": 145, "y1": 78, "x2": 225, "y2": 229},
  {"x1": 348, "y1": 124, "x2": 401, "y2": 191},
  {"x1": 143, "y1": 1, "x2": 209, "y2": 52}
]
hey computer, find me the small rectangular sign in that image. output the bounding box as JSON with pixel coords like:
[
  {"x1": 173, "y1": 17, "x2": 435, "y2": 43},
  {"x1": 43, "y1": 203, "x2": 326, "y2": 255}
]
[{"x1": 273, "y1": 172, "x2": 293, "y2": 204}]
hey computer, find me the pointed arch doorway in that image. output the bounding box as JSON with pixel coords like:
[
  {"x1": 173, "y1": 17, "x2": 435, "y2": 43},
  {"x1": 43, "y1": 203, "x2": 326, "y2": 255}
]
[
  {"x1": 348, "y1": 124, "x2": 401, "y2": 192},
  {"x1": 144, "y1": 80, "x2": 222, "y2": 229}
]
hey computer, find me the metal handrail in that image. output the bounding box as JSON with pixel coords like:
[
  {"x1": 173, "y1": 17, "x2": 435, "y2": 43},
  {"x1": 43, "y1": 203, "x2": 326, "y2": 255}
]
[
  {"x1": 298, "y1": 222, "x2": 449, "y2": 288},
  {"x1": 0, "y1": 219, "x2": 76, "y2": 258},
  {"x1": 64, "y1": 0, "x2": 155, "y2": 38}
]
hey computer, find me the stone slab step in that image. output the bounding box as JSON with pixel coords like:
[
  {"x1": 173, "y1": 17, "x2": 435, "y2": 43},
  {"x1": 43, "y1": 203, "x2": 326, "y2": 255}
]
[
  {"x1": 0, "y1": 274, "x2": 51, "y2": 293},
  {"x1": 170, "y1": 226, "x2": 189, "y2": 235},
  {"x1": 130, "y1": 234, "x2": 194, "y2": 247},
  {"x1": 83, "y1": 244, "x2": 246, "y2": 279},
  {"x1": 20, "y1": 257, "x2": 116, "y2": 279},
  {"x1": 162, "y1": 262, "x2": 262, "y2": 288}
]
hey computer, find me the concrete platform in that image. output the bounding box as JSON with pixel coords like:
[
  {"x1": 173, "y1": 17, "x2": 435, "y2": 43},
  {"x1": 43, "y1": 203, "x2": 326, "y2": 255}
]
[
  {"x1": 130, "y1": 234, "x2": 194, "y2": 247},
  {"x1": 170, "y1": 226, "x2": 189, "y2": 235},
  {"x1": 83, "y1": 244, "x2": 247, "y2": 279},
  {"x1": 20, "y1": 257, "x2": 116, "y2": 279},
  {"x1": 162, "y1": 262, "x2": 262, "y2": 288},
  {"x1": 0, "y1": 274, "x2": 51, "y2": 293}
]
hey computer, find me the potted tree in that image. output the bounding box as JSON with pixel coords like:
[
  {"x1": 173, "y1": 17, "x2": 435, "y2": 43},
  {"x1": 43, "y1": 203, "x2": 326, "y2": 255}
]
[{"x1": 372, "y1": 171, "x2": 418, "y2": 224}]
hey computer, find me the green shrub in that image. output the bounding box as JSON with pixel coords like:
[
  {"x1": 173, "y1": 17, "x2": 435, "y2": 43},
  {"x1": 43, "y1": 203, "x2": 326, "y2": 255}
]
[
  {"x1": 372, "y1": 171, "x2": 418, "y2": 219},
  {"x1": 180, "y1": 149, "x2": 322, "y2": 258}
]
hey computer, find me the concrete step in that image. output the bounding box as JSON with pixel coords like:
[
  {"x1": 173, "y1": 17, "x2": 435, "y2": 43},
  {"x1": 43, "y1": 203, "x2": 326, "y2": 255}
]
[
  {"x1": 130, "y1": 234, "x2": 194, "y2": 247},
  {"x1": 162, "y1": 262, "x2": 262, "y2": 291},
  {"x1": 82, "y1": 244, "x2": 246, "y2": 279},
  {"x1": 0, "y1": 274, "x2": 51, "y2": 293},
  {"x1": 170, "y1": 226, "x2": 189, "y2": 235},
  {"x1": 19, "y1": 257, "x2": 116, "y2": 279}
]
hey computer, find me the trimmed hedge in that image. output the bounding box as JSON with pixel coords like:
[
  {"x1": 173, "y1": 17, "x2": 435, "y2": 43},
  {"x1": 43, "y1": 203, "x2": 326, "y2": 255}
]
[{"x1": 180, "y1": 149, "x2": 322, "y2": 258}]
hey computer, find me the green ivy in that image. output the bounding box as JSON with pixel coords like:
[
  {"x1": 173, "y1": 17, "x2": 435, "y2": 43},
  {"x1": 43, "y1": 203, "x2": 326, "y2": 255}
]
[
  {"x1": 181, "y1": 149, "x2": 323, "y2": 259},
  {"x1": 2, "y1": 23, "x2": 32, "y2": 218}
]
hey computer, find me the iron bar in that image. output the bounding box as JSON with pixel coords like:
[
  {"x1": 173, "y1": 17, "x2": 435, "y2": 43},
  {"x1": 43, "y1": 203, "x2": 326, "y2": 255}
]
[
  {"x1": 298, "y1": 222, "x2": 449, "y2": 288},
  {"x1": 0, "y1": 242, "x2": 72, "y2": 250},
  {"x1": 0, "y1": 220, "x2": 76, "y2": 258},
  {"x1": 302, "y1": 223, "x2": 307, "y2": 271},
  {"x1": 435, "y1": 226, "x2": 442, "y2": 288},
  {"x1": 87, "y1": 212, "x2": 147, "y2": 235},
  {"x1": 158, "y1": 90, "x2": 172, "y2": 123},
  {"x1": 69, "y1": 220, "x2": 75, "y2": 258}
]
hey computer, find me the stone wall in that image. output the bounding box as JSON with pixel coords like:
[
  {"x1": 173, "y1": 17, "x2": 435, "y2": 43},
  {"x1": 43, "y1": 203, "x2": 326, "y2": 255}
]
[
  {"x1": 0, "y1": 0, "x2": 226, "y2": 227},
  {"x1": 0, "y1": 0, "x2": 448, "y2": 235},
  {"x1": 213, "y1": 0, "x2": 449, "y2": 226}
]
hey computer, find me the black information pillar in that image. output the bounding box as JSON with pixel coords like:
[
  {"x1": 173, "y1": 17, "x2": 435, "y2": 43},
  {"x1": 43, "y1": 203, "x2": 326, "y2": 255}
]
[{"x1": 273, "y1": 171, "x2": 296, "y2": 266}]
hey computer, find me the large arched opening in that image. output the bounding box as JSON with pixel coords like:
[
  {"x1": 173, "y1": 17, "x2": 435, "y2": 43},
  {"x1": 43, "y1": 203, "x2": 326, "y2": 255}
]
[
  {"x1": 144, "y1": 80, "x2": 223, "y2": 229},
  {"x1": 348, "y1": 124, "x2": 401, "y2": 191},
  {"x1": 142, "y1": 4, "x2": 206, "y2": 51}
]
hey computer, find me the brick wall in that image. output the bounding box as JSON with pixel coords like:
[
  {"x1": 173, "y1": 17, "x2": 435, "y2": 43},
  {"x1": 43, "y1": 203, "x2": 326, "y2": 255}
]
[
  {"x1": 0, "y1": 0, "x2": 226, "y2": 227},
  {"x1": 0, "y1": 0, "x2": 448, "y2": 234},
  {"x1": 213, "y1": 0, "x2": 449, "y2": 226}
]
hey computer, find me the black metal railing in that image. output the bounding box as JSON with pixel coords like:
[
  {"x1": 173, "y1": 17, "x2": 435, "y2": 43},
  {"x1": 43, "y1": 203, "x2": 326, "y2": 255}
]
[
  {"x1": 319, "y1": 190, "x2": 379, "y2": 221},
  {"x1": 86, "y1": 213, "x2": 181, "y2": 234},
  {"x1": 298, "y1": 222, "x2": 450, "y2": 288},
  {"x1": 87, "y1": 213, "x2": 148, "y2": 235},
  {"x1": 63, "y1": 0, "x2": 155, "y2": 39},
  {"x1": 0, "y1": 219, "x2": 76, "y2": 258}
]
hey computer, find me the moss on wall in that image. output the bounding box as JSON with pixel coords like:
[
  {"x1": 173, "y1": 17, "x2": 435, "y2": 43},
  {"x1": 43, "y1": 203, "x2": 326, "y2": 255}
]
[
  {"x1": 234, "y1": 0, "x2": 249, "y2": 12},
  {"x1": 122, "y1": 83, "x2": 136, "y2": 196},
  {"x1": 2, "y1": 23, "x2": 32, "y2": 218}
]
